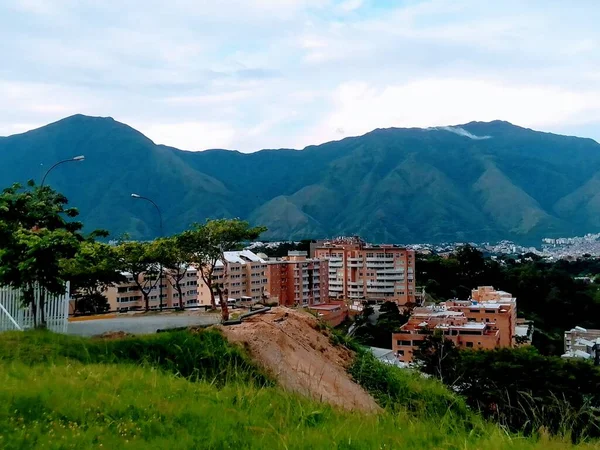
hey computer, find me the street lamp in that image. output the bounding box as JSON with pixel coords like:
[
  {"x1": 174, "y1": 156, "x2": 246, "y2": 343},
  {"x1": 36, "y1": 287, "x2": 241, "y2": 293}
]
[
  {"x1": 131, "y1": 193, "x2": 165, "y2": 310},
  {"x1": 41, "y1": 155, "x2": 85, "y2": 187}
]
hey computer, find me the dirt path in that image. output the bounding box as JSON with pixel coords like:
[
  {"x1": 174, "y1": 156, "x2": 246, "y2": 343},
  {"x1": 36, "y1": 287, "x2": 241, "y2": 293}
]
[{"x1": 220, "y1": 307, "x2": 380, "y2": 413}]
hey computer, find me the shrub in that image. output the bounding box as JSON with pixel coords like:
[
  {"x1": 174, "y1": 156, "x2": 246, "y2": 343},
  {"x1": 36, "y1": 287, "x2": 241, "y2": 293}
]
[{"x1": 0, "y1": 329, "x2": 271, "y2": 386}]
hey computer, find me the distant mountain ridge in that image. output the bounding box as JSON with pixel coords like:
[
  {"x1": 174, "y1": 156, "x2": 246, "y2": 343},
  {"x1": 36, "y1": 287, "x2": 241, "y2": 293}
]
[{"x1": 1, "y1": 114, "x2": 599, "y2": 244}]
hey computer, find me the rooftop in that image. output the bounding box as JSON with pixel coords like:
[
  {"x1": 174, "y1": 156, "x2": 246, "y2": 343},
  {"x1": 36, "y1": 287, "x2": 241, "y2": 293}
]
[
  {"x1": 215, "y1": 250, "x2": 266, "y2": 266},
  {"x1": 309, "y1": 304, "x2": 344, "y2": 311},
  {"x1": 413, "y1": 309, "x2": 464, "y2": 318},
  {"x1": 437, "y1": 322, "x2": 487, "y2": 330}
]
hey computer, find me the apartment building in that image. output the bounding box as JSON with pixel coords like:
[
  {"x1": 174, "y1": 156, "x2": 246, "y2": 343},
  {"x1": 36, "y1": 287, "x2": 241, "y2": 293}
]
[
  {"x1": 106, "y1": 267, "x2": 200, "y2": 312},
  {"x1": 392, "y1": 286, "x2": 517, "y2": 363},
  {"x1": 563, "y1": 326, "x2": 600, "y2": 361},
  {"x1": 440, "y1": 300, "x2": 516, "y2": 347},
  {"x1": 198, "y1": 250, "x2": 268, "y2": 306},
  {"x1": 266, "y1": 251, "x2": 329, "y2": 306},
  {"x1": 313, "y1": 236, "x2": 416, "y2": 305},
  {"x1": 393, "y1": 307, "x2": 501, "y2": 363}
]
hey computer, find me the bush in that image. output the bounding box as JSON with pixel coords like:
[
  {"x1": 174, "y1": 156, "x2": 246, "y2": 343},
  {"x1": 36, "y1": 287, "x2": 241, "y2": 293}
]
[
  {"x1": 0, "y1": 329, "x2": 271, "y2": 386},
  {"x1": 349, "y1": 350, "x2": 475, "y2": 427}
]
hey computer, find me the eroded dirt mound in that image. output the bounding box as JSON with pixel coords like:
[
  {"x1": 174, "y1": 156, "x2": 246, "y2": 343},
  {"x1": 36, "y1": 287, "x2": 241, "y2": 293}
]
[
  {"x1": 93, "y1": 331, "x2": 133, "y2": 340},
  {"x1": 219, "y1": 307, "x2": 380, "y2": 413}
]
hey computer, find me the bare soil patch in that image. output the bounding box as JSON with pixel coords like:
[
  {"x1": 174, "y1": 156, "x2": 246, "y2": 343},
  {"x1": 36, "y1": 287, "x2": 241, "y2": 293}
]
[
  {"x1": 92, "y1": 331, "x2": 133, "y2": 340},
  {"x1": 219, "y1": 307, "x2": 380, "y2": 413}
]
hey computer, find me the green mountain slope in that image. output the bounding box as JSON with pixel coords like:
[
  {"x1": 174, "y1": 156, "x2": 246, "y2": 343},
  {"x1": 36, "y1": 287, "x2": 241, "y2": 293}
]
[{"x1": 1, "y1": 115, "x2": 599, "y2": 243}]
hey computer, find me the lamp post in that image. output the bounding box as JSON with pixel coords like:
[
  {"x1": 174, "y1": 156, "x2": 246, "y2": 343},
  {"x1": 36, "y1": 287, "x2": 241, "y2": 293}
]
[
  {"x1": 131, "y1": 193, "x2": 165, "y2": 311},
  {"x1": 41, "y1": 155, "x2": 85, "y2": 187}
]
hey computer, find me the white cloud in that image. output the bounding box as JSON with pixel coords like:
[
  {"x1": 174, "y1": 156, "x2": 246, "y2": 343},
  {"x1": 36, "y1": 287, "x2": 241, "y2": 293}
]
[
  {"x1": 339, "y1": 0, "x2": 362, "y2": 12},
  {"x1": 136, "y1": 121, "x2": 238, "y2": 151},
  {"x1": 304, "y1": 79, "x2": 600, "y2": 147},
  {"x1": 2, "y1": 0, "x2": 600, "y2": 152}
]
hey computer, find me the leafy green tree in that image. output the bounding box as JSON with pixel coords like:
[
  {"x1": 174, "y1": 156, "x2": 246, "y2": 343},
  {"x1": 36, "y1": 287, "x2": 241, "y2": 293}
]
[
  {"x1": 184, "y1": 219, "x2": 266, "y2": 321},
  {"x1": 151, "y1": 235, "x2": 195, "y2": 311},
  {"x1": 62, "y1": 240, "x2": 125, "y2": 314},
  {"x1": 434, "y1": 346, "x2": 600, "y2": 440},
  {"x1": 0, "y1": 182, "x2": 84, "y2": 327},
  {"x1": 353, "y1": 301, "x2": 410, "y2": 349},
  {"x1": 114, "y1": 241, "x2": 159, "y2": 312},
  {"x1": 413, "y1": 331, "x2": 461, "y2": 384}
]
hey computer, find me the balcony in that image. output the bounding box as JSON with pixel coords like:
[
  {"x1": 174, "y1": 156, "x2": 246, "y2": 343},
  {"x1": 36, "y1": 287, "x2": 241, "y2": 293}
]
[
  {"x1": 366, "y1": 257, "x2": 394, "y2": 262},
  {"x1": 366, "y1": 287, "x2": 395, "y2": 293},
  {"x1": 367, "y1": 281, "x2": 395, "y2": 289},
  {"x1": 366, "y1": 262, "x2": 395, "y2": 269},
  {"x1": 377, "y1": 268, "x2": 404, "y2": 275}
]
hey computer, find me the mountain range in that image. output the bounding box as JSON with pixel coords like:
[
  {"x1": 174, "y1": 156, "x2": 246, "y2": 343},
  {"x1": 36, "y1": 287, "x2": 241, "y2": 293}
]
[{"x1": 1, "y1": 114, "x2": 599, "y2": 244}]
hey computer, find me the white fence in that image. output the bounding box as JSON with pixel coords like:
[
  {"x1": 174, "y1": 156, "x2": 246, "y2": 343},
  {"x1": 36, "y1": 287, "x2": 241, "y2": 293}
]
[{"x1": 0, "y1": 283, "x2": 70, "y2": 333}]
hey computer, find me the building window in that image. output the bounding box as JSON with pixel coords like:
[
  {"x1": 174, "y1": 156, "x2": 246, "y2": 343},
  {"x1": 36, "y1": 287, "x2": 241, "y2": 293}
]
[
  {"x1": 466, "y1": 342, "x2": 474, "y2": 348},
  {"x1": 485, "y1": 309, "x2": 495, "y2": 314}
]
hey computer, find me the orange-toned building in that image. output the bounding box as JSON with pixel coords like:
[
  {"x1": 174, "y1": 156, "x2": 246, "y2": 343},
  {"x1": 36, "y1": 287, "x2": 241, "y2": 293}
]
[
  {"x1": 393, "y1": 307, "x2": 501, "y2": 363},
  {"x1": 313, "y1": 236, "x2": 416, "y2": 305},
  {"x1": 266, "y1": 251, "x2": 328, "y2": 306},
  {"x1": 392, "y1": 286, "x2": 517, "y2": 363},
  {"x1": 307, "y1": 301, "x2": 349, "y2": 327}
]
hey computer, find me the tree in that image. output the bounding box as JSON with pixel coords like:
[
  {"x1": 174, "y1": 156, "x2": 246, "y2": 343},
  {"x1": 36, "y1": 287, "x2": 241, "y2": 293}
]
[
  {"x1": 413, "y1": 331, "x2": 461, "y2": 384},
  {"x1": 185, "y1": 219, "x2": 266, "y2": 321},
  {"x1": 62, "y1": 240, "x2": 125, "y2": 315},
  {"x1": 0, "y1": 182, "x2": 84, "y2": 327},
  {"x1": 353, "y1": 301, "x2": 410, "y2": 349},
  {"x1": 152, "y1": 235, "x2": 195, "y2": 311},
  {"x1": 114, "y1": 241, "x2": 159, "y2": 311}
]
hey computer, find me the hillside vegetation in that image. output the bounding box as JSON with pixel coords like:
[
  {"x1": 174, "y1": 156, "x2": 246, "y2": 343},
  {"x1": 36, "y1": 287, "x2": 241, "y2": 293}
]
[
  {"x1": 0, "y1": 329, "x2": 596, "y2": 449},
  {"x1": 2, "y1": 115, "x2": 600, "y2": 243}
]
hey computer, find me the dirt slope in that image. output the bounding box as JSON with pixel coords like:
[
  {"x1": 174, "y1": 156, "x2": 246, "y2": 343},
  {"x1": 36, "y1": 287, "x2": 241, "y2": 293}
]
[{"x1": 219, "y1": 307, "x2": 380, "y2": 413}]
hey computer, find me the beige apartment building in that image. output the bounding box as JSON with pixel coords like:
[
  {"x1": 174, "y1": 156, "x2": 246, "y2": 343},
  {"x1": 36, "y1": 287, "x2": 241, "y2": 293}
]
[
  {"x1": 265, "y1": 251, "x2": 329, "y2": 306},
  {"x1": 314, "y1": 236, "x2": 416, "y2": 305},
  {"x1": 106, "y1": 267, "x2": 200, "y2": 312},
  {"x1": 198, "y1": 250, "x2": 268, "y2": 306}
]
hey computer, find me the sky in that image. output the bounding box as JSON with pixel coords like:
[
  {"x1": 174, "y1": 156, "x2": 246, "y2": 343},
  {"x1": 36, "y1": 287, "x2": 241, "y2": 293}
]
[{"x1": 1, "y1": 0, "x2": 599, "y2": 152}]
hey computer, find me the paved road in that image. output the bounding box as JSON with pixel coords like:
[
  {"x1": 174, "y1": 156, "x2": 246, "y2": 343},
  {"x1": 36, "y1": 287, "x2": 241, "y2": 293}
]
[{"x1": 67, "y1": 315, "x2": 220, "y2": 336}]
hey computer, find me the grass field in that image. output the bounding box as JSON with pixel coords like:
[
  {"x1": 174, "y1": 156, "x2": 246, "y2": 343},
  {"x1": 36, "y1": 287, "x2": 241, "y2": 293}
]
[{"x1": 0, "y1": 330, "x2": 597, "y2": 449}]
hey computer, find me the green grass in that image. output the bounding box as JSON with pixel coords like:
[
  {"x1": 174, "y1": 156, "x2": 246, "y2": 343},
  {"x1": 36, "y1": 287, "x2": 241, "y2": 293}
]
[
  {"x1": 350, "y1": 350, "x2": 472, "y2": 423},
  {"x1": 0, "y1": 330, "x2": 597, "y2": 449},
  {"x1": 0, "y1": 361, "x2": 592, "y2": 450},
  {"x1": 0, "y1": 329, "x2": 270, "y2": 386}
]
